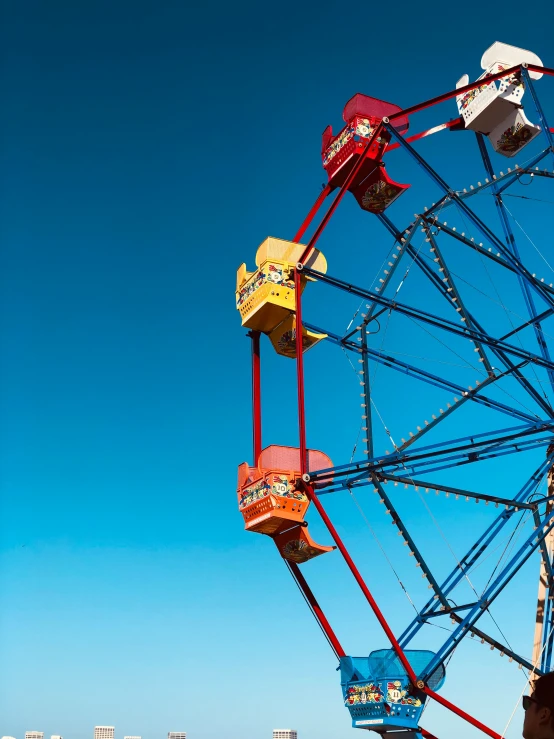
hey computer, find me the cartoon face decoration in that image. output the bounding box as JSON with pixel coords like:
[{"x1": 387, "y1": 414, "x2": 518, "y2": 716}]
[
  {"x1": 360, "y1": 690, "x2": 367, "y2": 704},
  {"x1": 386, "y1": 680, "x2": 406, "y2": 704},
  {"x1": 356, "y1": 118, "x2": 373, "y2": 138},
  {"x1": 272, "y1": 477, "x2": 290, "y2": 496},
  {"x1": 267, "y1": 264, "x2": 283, "y2": 283}
]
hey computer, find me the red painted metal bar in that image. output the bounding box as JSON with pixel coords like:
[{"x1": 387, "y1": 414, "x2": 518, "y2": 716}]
[
  {"x1": 529, "y1": 64, "x2": 554, "y2": 77},
  {"x1": 423, "y1": 687, "x2": 501, "y2": 739},
  {"x1": 298, "y1": 123, "x2": 385, "y2": 263},
  {"x1": 295, "y1": 268, "x2": 308, "y2": 475},
  {"x1": 251, "y1": 330, "x2": 262, "y2": 464},
  {"x1": 303, "y1": 482, "x2": 419, "y2": 684},
  {"x1": 289, "y1": 561, "x2": 346, "y2": 657},
  {"x1": 293, "y1": 185, "x2": 332, "y2": 243},
  {"x1": 304, "y1": 481, "x2": 502, "y2": 739},
  {"x1": 293, "y1": 129, "x2": 384, "y2": 482},
  {"x1": 388, "y1": 65, "x2": 523, "y2": 121},
  {"x1": 387, "y1": 118, "x2": 462, "y2": 152}
]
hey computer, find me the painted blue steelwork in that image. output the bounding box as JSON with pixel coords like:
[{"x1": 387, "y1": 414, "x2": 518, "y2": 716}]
[
  {"x1": 495, "y1": 151, "x2": 554, "y2": 195},
  {"x1": 382, "y1": 121, "x2": 554, "y2": 311},
  {"x1": 378, "y1": 474, "x2": 537, "y2": 510},
  {"x1": 521, "y1": 67, "x2": 554, "y2": 155},
  {"x1": 364, "y1": 217, "x2": 421, "y2": 323},
  {"x1": 380, "y1": 215, "x2": 550, "y2": 415},
  {"x1": 310, "y1": 322, "x2": 538, "y2": 423},
  {"x1": 304, "y1": 420, "x2": 554, "y2": 487},
  {"x1": 279, "y1": 80, "x2": 554, "y2": 710},
  {"x1": 304, "y1": 267, "x2": 554, "y2": 381},
  {"x1": 420, "y1": 507, "x2": 554, "y2": 680},
  {"x1": 397, "y1": 455, "x2": 554, "y2": 650},
  {"x1": 475, "y1": 132, "x2": 554, "y2": 395},
  {"x1": 360, "y1": 329, "x2": 374, "y2": 459},
  {"x1": 420, "y1": 149, "x2": 553, "y2": 204},
  {"x1": 313, "y1": 435, "x2": 554, "y2": 492},
  {"x1": 369, "y1": 475, "x2": 449, "y2": 605}
]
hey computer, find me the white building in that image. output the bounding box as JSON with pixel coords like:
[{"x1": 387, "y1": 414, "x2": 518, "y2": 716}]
[
  {"x1": 95, "y1": 727, "x2": 115, "y2": 739},
  {"x1": 26, "y1": 732, "x2": 44, "y2": 739},
  {"x1": 168, "y1": 732, "x2": 186, "y2": 739},
  {"x1": 273, "y1": 729, "x2": 298, "y2": 739},
  {"x1": 52, "y1": 735, "x2": 63, "y2": 739},
  {"x1": 273, "y1": 730, "x2": 297, "y2": 739},
  {"x1": 124, "y1": 736, "x2": 141, "y2": 739}
]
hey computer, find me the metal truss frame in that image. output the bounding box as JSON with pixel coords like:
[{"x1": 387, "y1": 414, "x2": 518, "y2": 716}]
[{"x1": 247, "y1": 63, "x2": 554, "y2": 739}]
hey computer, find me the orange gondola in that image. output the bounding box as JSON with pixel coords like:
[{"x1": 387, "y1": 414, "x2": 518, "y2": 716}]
[{"x1": 237, "y1": 445, "x2": 335, "y2": 564}]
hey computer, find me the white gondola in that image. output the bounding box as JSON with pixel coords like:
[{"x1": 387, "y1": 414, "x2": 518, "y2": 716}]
[{"x1": 455, "y1": 42, "x2": 543, "y2": 157}]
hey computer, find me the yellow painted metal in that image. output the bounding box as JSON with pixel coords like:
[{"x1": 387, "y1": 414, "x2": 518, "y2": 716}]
[
  {"x1": 235, "y1": 237, "x2": 327, "y2": 337},
  {"x1": 269, "y1": 315, "x2": 327, "y2": 358}
]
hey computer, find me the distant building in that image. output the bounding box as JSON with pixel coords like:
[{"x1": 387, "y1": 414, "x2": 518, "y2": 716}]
[
  {"x1": 168, "y1": 732, "x2": 187, "y2": 739},
  {"x1": 273, "y1": 730, "x2": 297, "y2": 739},
  {"x1": 51, "y1": 735, "x2": 63, "y2": 739},
  {"x1": 26, "y1": 732, "x2": 44, "y2": 739},
  {"x1": 124, "y1": 736, "x2": 141, "y2": 739},
  {"x1": 3, "y1": 736, "x2": 17, "y2": 739},
  {"x1": 95, "y1": 727, "x2": 115, "y2": 739}
]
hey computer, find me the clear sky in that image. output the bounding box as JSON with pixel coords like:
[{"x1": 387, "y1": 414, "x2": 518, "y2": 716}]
[{"x1": 2, "y1": 2, "x2": 554, "y2": 739}]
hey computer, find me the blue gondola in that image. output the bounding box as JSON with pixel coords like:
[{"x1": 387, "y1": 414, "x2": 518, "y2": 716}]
[{"x1": 341, "y1": 649, "x2": 445, "y2": 733}]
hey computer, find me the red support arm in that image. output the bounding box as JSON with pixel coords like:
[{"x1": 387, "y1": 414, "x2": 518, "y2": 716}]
[
  {"x1": 288, "y1": 561, "x2": 346, "y2": 658},
  {"x1": 250, "y1": 331, "x2": 262, "y2": 464},
  {"x1": 302, "y1": 483, "x2": 418, "y2": 682},
  {"x1": 423, "y1": 687, "x2": 502, "y2": 739},
  {"x1": 388, "y1": 65, "x2": 523, "y2": 121},
  {"x1": 293, "y1": 185, "x2": 332, "y2": 243},
  {"x1": 294, "y1": 268, "x2": 308, "y2": 474},
  {"x1": 387, "y1": 118, "x2": 462, "y2": 152},
  {"x1": 388, "y1": 64, "x2": 554, "y2": 123},
  {"x1": 304, "y1": 482, "x2": 503, "y2": 739},
  {"x1": 298, "y1": 123, "x2": 385, "y2": 263}
]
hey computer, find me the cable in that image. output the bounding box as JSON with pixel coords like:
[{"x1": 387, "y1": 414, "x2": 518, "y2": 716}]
[
  {"x1": 503, "y1": 200, "x2": 554, "y2": 275},
  {"x1": 505, "y1": 193, "x2": 554, "y2": 206},
  {"x1": 285, "y1": 560, "x2": 340, "y2": 661},
  {"x1": 349, "y1": 489, "x2": 419, "y2": 614}
]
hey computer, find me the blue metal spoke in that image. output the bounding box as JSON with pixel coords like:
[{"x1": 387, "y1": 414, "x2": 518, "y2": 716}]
[
  {"x1": 368, "y1": 475, "x2": 449, "y2": 607},
  {"x1": 398, "y1": 455, "x2": 554, "y2": 648},
  {"x1": 308, "y1": 421, "x2": 554, "y2": 486},
  {"x1": 378, "y1": 473, "x2": 537, "y2": 510},
  {"x1": 475, "y1": 132, "x2": 554, "y2": 395},
  {"x1": 396, "y1": 235, "x2": 553, "y2": 415},
  {"x1": 521, "y1": 67, "x2": 554, "y2": 156},
  {"x1": 305, "y1": 267, "x2": 554, "y2": 379},
  {"x1": 383, "y1": 121, "x2": 554, "y2": 312},
  {"x1": 308, "y1": 321, "x2": 538, "y2": 423},
  {"x1": 420, "y1": 508, "x2": 554, "y2": 680},
  {"x1": 422, "y1": 225, "x2": 494, "y2": 373},
  {"x1": 421, "y1": 148, "x2": 553, "y2": 205}
]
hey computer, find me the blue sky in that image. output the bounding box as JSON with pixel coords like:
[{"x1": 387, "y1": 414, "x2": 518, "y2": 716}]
[{"x1": 2, "y1": 2, "x2": 554, "y2": 739}]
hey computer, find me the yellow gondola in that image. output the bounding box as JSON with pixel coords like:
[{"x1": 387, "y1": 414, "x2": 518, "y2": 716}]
[{"x1": 236, "y1": 237, "x2": 327, "y2": 356}]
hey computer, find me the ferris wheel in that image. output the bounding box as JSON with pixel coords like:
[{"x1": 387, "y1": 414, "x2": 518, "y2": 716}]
[{"x1": 235, "y1": 41, "x2": 554, "y2": 739}]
